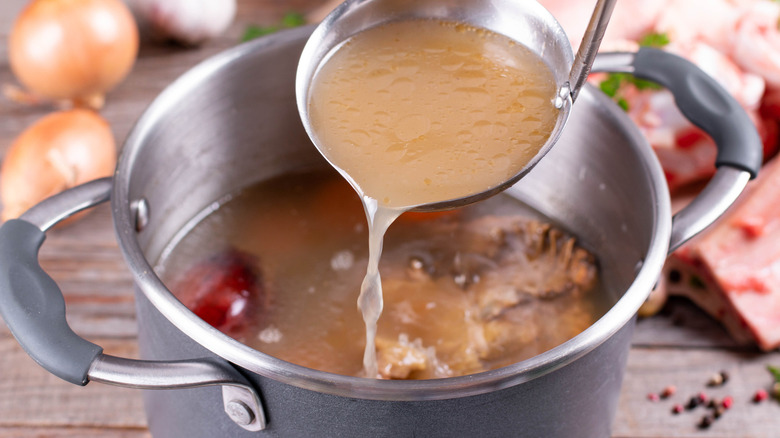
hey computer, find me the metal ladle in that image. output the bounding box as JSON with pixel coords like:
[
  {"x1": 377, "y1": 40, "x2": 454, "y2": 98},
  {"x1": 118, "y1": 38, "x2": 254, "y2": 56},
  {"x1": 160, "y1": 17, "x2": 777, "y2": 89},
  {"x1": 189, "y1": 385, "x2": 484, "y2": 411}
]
[{"x1": 296, "y1": 0, "x2": 617, "y2": 211}]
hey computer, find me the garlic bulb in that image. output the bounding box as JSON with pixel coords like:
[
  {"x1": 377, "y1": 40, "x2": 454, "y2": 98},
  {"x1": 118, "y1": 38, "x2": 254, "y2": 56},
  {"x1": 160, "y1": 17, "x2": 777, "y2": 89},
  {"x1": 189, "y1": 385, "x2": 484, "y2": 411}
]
[
  {"x1": 306, "y1": 0, "x2": 343, "y2": 23},
  {"x1": 131, "y1": 0, "x2": 236, "y2": 46}
]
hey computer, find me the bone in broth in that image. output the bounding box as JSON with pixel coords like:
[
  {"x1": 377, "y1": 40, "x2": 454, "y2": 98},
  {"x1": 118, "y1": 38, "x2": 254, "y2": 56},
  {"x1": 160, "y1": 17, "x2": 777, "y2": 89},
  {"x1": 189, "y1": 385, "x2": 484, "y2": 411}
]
[
  {"x1": 160, "y1": 170, "x2": 605, "y2": 380},
  {"x1": 305, "y1": 20, "x2": 561, "y2": 376}
]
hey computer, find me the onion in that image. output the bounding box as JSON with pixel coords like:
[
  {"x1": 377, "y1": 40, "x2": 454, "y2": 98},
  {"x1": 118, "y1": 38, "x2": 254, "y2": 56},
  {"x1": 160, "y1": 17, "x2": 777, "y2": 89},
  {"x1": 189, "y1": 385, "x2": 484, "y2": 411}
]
[
  {"x1": 130, "y1": 0, "x2": 236, "y2": 46},
  {"x1": 1, "y1": 109, "x2": 117, "y2": 222},
  {"x1": 9, "y1": 0, "x2": 139, "y2": 108}
]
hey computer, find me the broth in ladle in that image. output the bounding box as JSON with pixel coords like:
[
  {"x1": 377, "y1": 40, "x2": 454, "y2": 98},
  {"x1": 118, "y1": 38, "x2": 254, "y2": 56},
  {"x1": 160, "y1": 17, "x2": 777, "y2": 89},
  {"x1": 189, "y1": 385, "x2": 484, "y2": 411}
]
[
  {"x1": 308, "y1": 19, "x2": 559, "y2": 208},
  {"x1": 306, "y1": 19, "x2": 560, "y2": 376}
]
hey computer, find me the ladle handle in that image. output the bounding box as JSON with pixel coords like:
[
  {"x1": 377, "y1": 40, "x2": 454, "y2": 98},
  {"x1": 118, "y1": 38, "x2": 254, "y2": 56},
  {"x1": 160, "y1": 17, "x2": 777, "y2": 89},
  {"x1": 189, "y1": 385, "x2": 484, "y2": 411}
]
[
  {"x1": 592, "y1": 48, "x2": 763, "y2": 252},
  {"x1": 0, "y1": 178, "x2": 265, "y2": 432},
  {"x1": 569, "y1": 0, "x2": 617, "y2": 101}
]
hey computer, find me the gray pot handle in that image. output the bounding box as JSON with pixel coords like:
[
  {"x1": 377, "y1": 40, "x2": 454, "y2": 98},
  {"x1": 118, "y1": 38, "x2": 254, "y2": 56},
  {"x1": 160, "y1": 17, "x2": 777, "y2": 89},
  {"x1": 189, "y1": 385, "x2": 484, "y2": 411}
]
[
  {"x1": 592, "y1": 47, "x2": 762, "y2": 252},
  {"x1": 0, "y1": 178, "x2": 265, "y2": 432}
]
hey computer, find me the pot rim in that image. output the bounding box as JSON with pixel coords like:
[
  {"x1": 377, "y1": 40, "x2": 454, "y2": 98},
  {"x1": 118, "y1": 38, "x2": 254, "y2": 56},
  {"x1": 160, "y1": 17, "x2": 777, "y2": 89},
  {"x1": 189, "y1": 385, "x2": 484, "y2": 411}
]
[{"x1": 112, "y1": 26, "x2": 672, "y2": 401}]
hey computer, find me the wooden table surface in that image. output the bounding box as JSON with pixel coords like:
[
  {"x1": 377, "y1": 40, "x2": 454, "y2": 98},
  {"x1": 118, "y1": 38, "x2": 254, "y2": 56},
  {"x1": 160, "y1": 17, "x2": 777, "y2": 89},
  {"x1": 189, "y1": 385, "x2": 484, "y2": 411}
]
[{"x1": 1, "y1": 1, "x2": 779, "y2": 437}]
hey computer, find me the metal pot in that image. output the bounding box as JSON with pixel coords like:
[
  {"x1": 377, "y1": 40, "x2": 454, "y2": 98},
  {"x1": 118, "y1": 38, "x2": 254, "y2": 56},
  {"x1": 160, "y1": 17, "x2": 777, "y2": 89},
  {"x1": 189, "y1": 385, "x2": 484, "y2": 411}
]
[{"x1": 0, "y1": 26, "x2": 761, "y2": 437}]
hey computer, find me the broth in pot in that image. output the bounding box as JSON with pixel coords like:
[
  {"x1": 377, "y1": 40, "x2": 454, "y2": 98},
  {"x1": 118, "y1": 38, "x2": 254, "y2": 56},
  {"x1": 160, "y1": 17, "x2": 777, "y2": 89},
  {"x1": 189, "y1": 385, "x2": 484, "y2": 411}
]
[{"x1": 159, "y1": 170, "x2": 606, "y2": 379}]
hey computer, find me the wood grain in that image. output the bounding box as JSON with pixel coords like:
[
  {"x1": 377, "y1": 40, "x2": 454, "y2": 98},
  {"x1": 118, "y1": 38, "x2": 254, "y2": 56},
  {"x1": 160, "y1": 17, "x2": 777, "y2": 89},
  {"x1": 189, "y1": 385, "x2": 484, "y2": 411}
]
[
  {"x1": 0, "y1": 1, "x2": 779, "y2": 437},
  {"x1": 0, "y1": 336, "x2": 145, "y2": 429},
  {"x1": 614, "y1": 348, "x2": 780, "y2": 438},
  {"x1": 0, "y1": 428, "x2": 149, "y2": 438}
]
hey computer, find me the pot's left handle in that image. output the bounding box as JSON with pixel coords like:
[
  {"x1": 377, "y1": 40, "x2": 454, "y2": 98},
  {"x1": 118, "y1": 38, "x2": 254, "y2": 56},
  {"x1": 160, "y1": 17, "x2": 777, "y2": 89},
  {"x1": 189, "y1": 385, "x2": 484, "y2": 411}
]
[{"x1": 0, "y1": 178, "x2": 265, "y2": 432}]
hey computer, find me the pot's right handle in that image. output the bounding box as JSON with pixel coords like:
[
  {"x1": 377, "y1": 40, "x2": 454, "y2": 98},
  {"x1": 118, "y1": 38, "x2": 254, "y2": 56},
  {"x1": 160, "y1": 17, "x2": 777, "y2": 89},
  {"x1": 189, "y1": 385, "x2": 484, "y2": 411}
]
[
  {"x1": 592, "y1": 48, "x2": 762, "y2": 253},
  {"x1": 0, "y1": 179, "x2": 265, "y2": 432}
]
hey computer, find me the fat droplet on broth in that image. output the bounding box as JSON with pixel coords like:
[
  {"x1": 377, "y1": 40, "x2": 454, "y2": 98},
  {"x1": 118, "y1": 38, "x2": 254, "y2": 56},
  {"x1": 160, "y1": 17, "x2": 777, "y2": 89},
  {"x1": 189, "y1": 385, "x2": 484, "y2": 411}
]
[
  {"x1": 389, "y1": 77, "x2": 415, "y2": 95},
  {"x1": 453, "y1": 68, "x2": 488, "y2": 87},
  {"x1": 456, "y1": 130, "x2": 473, "y2": 142},
  {"x1": 375, "y1": 49, "x2": 395, "y2": 62},
  {"x1": 453, "y1": 87, "x2": 491, "y2": 107},
  {"x1": 440, "y1": 59, "x2": 464, "y2": 72},
  {"x1": 365, "y1": 68, "x2": 394, "y2": 89},
  {"x1": 393, "y1": 58, "x2": 420, "y2": 76},
  {"x1": 348, "y1": 62, "x2": 365, "y2": 73},
  {"x1": 395, "y1": 114, "x2": 431, "y2": 142}
]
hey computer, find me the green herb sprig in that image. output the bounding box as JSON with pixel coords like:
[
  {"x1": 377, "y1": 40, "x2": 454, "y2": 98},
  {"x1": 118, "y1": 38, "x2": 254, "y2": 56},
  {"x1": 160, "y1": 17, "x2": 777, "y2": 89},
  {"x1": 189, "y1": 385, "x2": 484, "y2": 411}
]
[
  {"x1": 598, "y1": 32, "x2": 671, "y2": 111},
  {"x1": 769, "y1": 365, "x2": 780, "y2": 401},
  {"x1": 769, "y1": 365, "x2": 780, "y2": 381},
  {"x1": 638, "y1": 32, "x2": 671, "y2": 48},
  {"x1": 241, "y1": 12, "x2": 306, "y2": 42}
]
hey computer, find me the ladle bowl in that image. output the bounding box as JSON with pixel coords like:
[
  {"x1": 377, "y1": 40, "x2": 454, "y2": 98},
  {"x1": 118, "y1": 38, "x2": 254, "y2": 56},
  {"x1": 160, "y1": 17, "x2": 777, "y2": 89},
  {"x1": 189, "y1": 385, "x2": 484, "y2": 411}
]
[{"x1": 295, "y1": 0, "x2": 584, "y2": 212}]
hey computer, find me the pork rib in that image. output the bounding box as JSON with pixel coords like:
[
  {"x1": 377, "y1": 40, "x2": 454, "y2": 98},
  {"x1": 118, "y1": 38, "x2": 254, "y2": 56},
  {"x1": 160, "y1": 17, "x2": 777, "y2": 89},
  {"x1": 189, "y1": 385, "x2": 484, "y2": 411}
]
[{"x1": 669, "y1": 156, "x2": 780, "y2": 351}]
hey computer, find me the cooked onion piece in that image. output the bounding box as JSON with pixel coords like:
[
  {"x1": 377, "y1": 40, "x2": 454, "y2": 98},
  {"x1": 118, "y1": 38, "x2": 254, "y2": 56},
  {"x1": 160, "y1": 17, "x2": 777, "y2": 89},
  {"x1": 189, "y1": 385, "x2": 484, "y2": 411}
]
[
  {"x1": 9, "y1": 0, "x2": 139, "y2": 108},
  {"x1": 1, "y1": 109, "x2": 116, "y2": 222}
]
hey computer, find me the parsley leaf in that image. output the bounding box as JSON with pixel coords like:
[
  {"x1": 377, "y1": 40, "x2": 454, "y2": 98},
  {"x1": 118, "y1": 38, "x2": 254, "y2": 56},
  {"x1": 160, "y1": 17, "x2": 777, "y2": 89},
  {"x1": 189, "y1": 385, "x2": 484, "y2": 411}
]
[
  {"x1": 242, "y1": 11, "x2": 307, "y2": 43},
  {"x1": 631, "y1": 76, "x2": 663, "y2": 91},
  {"x1": 770, "y1": 365, "x2": 780, "y2": 383},
  {"x1": 638, "y1": 32, "x2": 671, "y2": 48},
  {"x1": 598, "y1": 72, "x2": 662, "y2": 111},
  {"x1": 599, "y1": 73, "x2": 623, "y2": 98},
  {"x1": 241, "y1": 25, "x2": 280, "y2": 42},
  {"x1": 281, "y1": 12, "x2": 306, "y2": 28},
  {"x1": 597, "y1": 31, "x2": 671, "y2": 111}
]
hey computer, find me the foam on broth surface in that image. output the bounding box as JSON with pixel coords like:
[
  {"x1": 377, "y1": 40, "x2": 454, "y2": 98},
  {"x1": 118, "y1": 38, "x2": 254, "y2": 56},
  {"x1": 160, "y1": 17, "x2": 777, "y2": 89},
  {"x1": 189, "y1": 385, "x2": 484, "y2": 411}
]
[{"x1": 159, "y1": 170, "x2": 606, "y2": 379}]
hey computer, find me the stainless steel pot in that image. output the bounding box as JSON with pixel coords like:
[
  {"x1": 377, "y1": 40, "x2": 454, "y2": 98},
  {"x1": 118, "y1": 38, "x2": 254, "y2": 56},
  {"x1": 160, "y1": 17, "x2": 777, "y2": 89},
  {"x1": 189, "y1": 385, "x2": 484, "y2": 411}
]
[{"x1": 0, "y1": 26, "x2": 761, "y2": 437}]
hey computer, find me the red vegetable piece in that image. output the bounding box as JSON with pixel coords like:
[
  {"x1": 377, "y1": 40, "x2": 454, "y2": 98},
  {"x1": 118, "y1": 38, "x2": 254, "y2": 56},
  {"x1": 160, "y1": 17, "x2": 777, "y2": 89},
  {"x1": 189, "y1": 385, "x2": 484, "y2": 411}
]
[{"x1": 172, "y1": 249, "x2": 263, "y2": 336}]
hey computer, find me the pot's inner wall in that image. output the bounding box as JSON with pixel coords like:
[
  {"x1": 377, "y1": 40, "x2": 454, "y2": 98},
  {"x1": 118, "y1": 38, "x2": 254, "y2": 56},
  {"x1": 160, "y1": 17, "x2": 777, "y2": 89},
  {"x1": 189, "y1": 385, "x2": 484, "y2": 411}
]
[
  {"x1": 126, "y1": 33, "x2": 321, "y2": 265},
  {"x1": 125, "y1": 28, "x2": 659, "y2": 311}
]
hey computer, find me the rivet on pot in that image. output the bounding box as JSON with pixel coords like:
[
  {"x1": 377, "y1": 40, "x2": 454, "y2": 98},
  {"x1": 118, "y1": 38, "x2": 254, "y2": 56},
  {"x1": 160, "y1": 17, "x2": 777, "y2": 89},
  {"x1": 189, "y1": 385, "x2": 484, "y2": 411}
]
[
  {"x1": 130, "y1": 199, "x2": 150, "y2": 233},
  {"x1": 225, "y1": 399, "x2": 255, "y2": 426}
]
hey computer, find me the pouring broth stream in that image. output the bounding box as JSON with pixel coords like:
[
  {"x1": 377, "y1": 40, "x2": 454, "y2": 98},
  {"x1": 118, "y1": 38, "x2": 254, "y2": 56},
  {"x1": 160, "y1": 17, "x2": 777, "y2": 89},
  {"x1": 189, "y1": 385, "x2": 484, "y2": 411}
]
[{"x1": 308, "y1": 19, "x2": 560, "y2": 377}]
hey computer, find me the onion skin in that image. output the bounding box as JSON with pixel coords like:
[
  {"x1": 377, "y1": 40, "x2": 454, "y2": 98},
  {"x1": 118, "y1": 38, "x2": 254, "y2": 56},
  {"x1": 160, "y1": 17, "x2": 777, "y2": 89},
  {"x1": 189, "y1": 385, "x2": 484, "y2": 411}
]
[
  {"x1": 1, "y1": 109, "x2": 116, "y2": 222},
  {"x1": 9, "y1": 0, "x2": 139, "y2": 105}
]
